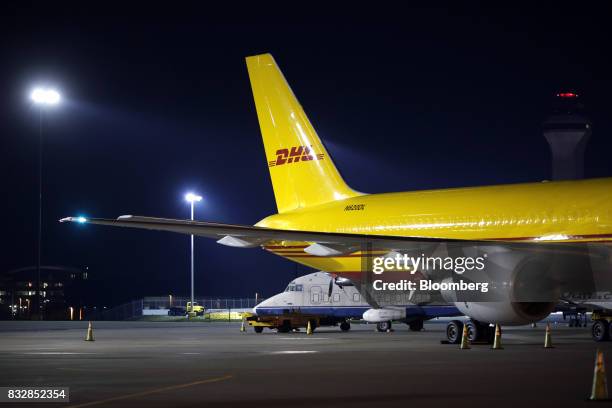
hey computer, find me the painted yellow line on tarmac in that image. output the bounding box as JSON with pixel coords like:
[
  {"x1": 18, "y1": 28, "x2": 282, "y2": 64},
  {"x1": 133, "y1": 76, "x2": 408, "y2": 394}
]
[{"x1": 68, "y1": 374, "x2": 233, "y2": 407}]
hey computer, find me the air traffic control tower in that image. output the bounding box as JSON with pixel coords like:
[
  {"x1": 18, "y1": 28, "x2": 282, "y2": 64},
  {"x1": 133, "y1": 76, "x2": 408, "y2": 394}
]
[{"x1": 543, "y1": 92, "x2": 591, "y2": 180}]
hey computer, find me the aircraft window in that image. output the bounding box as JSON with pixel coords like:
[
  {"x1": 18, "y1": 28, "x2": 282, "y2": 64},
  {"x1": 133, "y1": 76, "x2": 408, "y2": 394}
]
[
  {"x1": 295, "y1": 284, "x2": 303, "y2": 292},
  {"x1": 353, "y1": 293, "x2": 360, "y2": 302},
  {"x1": 333, "y1": 293, "x2": 340, "y2": 302}
]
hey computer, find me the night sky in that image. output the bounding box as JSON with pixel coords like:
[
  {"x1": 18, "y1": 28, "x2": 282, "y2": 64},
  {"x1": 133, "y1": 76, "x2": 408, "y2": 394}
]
[{"x1": 2, "y1": 4, "x2": 611, "y2": 306}]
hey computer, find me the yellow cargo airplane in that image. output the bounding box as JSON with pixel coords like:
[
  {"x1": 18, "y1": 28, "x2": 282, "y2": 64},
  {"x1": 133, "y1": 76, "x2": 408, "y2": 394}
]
[{"x1": 62, "y1": 54, "x2": 612, "y2": 341}]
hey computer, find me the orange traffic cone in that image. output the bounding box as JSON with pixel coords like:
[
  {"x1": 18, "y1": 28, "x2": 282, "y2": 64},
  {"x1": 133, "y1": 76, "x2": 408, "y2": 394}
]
[
  {"x1": 460, "y1": 324, "x2": 470, "y2": 349},
  {"x1": 590, "y1": 350, "x2": 609, "y2": 401},
  {"x1": 544, "y1": 323, "x2": 553, "y2": 348},
  {"x1": 491, "y1": 324, "x2": 503, "y2": 350},
  {"x1": 85, "y1": 321, "x2": 95, "y2": 342}
]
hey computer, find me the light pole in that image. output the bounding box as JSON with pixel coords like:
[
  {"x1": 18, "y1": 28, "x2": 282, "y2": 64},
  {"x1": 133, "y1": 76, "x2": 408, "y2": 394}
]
[
  {"x1": 184, "y1": 192, "x2": 202, "y2": 317},
  {"x1": 30, "y1": 87, "x2": 60, "y2": 320}
]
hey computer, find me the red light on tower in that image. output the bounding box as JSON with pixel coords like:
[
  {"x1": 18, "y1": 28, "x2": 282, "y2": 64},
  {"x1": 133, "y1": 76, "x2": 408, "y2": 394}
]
[{"x1": 557, "y1": 92, "x2": 578, "y2": 98}]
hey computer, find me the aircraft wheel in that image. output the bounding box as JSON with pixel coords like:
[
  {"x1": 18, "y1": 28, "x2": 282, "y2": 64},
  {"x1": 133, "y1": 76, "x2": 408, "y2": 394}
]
[
  {"x1": 340, "y1": 321, "x2": 351, "y2": 332},
  {"x1": 592, "y1": 320, "x2": 610, "y2": 342},
  {"x1": 464, "y1": 320, "x2": 479, "y2": 342},
  {"x1": 376, "y1": 321, "x2": 392, "y2": 332},
  {"x1": 277, "y1": 321, "x2": 291, "y2": 333},
  {"x1": 446, "y1": 320, "x2": 463, "y2": 344},
  {"x1": 485, "y1": 324, "x2": 495, "y2": 344},
  {"x1": 465, "y1": 320, "x2": 493, "y2": 343},
  {"x1": 408, "y1": 320, "x2": 424, "y2": 331},
  {"x1": 254, "y1": 326, "x2": 264, "y2": 334}
]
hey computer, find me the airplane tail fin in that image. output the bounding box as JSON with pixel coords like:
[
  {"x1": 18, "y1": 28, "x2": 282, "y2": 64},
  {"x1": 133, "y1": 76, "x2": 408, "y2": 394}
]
[{"x1": 246, "y1": 53, "x2": 360, "y2": 213}]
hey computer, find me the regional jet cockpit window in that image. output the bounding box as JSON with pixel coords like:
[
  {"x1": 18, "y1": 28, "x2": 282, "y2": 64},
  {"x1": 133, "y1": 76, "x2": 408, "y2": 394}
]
[{"x1": 285, "y1": 284, "x2": 304, "y2": 292}]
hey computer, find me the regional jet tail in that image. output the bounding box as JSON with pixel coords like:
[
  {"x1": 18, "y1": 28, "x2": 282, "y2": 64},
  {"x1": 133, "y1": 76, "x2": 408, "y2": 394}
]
[{"x1": 62, "y1": 53, "x2": 612, "y2": 337}]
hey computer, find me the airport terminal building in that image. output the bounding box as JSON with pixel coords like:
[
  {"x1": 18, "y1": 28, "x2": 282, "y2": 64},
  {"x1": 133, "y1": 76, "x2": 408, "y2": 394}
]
[{"x1": 0, "y1": 265, "x2": 91, "y2": 320}]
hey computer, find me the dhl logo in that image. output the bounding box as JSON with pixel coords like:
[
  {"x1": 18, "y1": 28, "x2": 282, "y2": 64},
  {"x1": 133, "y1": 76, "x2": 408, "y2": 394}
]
[{"x1": 268, "y1": 146, "x2": 325, "y2": 167}]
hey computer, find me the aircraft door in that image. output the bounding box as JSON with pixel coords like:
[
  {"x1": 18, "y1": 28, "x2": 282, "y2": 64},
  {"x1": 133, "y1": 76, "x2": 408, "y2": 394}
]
[{"x1": 311, "y1": 285, "x2": 322, "y2": 304}]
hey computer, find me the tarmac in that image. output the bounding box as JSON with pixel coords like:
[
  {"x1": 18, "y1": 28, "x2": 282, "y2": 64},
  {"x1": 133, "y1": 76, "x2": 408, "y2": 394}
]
[{"x1": 0, "y1": 321, "x2": 610, "y2": 407}]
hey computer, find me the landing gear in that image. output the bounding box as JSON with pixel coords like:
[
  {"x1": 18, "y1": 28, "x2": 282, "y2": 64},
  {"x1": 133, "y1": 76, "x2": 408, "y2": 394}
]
[
  {"x1": 592, "y1": 320, "x2": 610, "y2": 342},
  {"x1": 464, "y1": 320, "x2": 494, "y2": 343},
  {"x1": 340, "y1": 321, "x2": 351, "y2": 332},
  {"x1": 408, "y1": 319, "x2": 424, "y2": 332},
  {"x1": 277, "y1": 320, "x2": 292, "y2": 333},
  {"x1": 254, "y1": 326, "x2": 264, "y2": 334},
  {"x1": 376, "y1": 321, "x2": 392, "y2": 332},
  {"x1": 446, "y1": 320, "x2": 494, "y2": 344},
  {"x1": 446, "y1": 320, "x2": 463, "y2": 344}
]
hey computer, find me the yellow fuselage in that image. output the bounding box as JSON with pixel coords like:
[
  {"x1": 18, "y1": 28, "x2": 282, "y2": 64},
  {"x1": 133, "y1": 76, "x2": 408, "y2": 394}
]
[{"x1": 256, "y1": 178, "x2": 612, "y2": 274}]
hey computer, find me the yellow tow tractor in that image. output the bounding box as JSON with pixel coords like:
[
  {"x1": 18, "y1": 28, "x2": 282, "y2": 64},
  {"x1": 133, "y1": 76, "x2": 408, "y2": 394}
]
[
  {"x1": 243, "y1": 311, "x2": 321, "y2": 333},
  {"x1": 186, "y1": 302, "x2": 205, "y2": 317}
]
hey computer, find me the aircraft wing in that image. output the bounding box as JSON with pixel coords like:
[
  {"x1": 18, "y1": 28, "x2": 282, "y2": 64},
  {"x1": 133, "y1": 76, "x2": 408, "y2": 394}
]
[
  {"x1": 60, "y1": 215, "x2": 466, "y2": 249},
  {"x1": 59, "y1": 215, "x2": 578, "y2": 252},
  {"x1": 60, "y1": 215, "x2": 612, "y2": 306}
]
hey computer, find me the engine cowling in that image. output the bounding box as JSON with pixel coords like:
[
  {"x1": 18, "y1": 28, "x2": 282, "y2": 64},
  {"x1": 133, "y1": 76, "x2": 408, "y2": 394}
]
[
  {"x1": 454, "y1": 301, "x2": 555, "y2": 325},
  {"x1": 439, "y1": 247, "x2": 561, "y2": 325},
  {"x1": 363, "y1": 307, "x2": 406, "y2": 322}
]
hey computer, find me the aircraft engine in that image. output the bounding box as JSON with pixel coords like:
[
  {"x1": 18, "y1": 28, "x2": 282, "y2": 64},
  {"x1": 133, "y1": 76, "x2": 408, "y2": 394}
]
[
  {"x1": 439, "y1": 246, "x2": 565, "y2": 325},
  {"x1": 454, "y1": 301, "x2": 555, "y2": 325},
  {"x1": 363, "y1": 307, "x2": 406, "y2": 322}
]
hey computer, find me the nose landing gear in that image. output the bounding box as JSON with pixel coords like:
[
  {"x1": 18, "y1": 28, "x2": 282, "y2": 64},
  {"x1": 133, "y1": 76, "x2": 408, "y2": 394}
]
[
  {"x1": 340, "y1": 321, "x2": 351, "y2": 332},
  {"x1": 376, "y1": 321, "x2": 392, "y2": 332}
]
